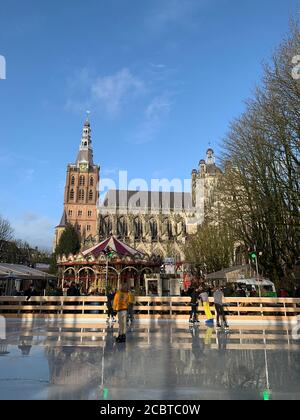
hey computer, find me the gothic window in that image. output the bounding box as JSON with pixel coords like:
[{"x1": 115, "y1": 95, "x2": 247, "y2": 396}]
[
  {"x1": 87, "y1": 225, "x2": 91, "y2": 232},
  {"x1": 103, "y1": 216, "x2": 112, "y2": 237},
  {"x1": 117, "y1": 217, "x2": 127, "y2": 238},
  {"x1": 90, "y1": 177, "x2": 94, "y2": 186},
  {"x1": 71, "y1": 176, "x2": 75, "y2": 186},
  {"x1": 88, "y1": 210, "x2": 92, "y2": 217},
  {"x1": 68, "y1": 210, "x2": 72, "y2": 217},
  {"x1": 78, "y1": 189, "x2": 84, "y2": 201},
  {"x1": 69, "y1": 189, "x2": 74, "y2": 200},
  {"x1": 150, "y1": 219, "x2": 158, "y2": 241},
  {"x1": 134, "y1": 217, "x2": 142, "y2": 240},
  {"x1": 89, "y1": 190, "x2": 93, "y2": 201},
  {"x1": 78, "y1": 210, "x2": 82, "y2": 216},
  {"x1": 167, "y1": 220, "x2": 173, "y2": 240},
  {"x1": 79, "y1": 175, "x2": 85, "y2": 186}
]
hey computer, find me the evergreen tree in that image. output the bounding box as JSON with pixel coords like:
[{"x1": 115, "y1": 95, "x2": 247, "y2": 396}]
[{"x1": 55, "y1": 223, "x2": 81, "y2": 257}]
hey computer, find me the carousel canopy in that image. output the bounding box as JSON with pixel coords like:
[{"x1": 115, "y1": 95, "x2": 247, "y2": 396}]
[{"x1": 82, "y1": 236, "x2": 145, "y2": 259}]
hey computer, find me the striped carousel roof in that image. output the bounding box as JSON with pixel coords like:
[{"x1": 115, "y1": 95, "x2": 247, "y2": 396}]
[{"x1": 82, "y1": 236, "x2": 145, "y2": 259}]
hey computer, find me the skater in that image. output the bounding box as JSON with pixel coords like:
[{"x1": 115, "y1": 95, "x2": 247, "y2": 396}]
[
  {"x1": 189, "y1": 288, "x2": 200, "y2": 324},
  {"x1": 199, "y1": 287, "x2": 214, "y2": 323},
  {"x1": 106, "y1": 289, "x2": 116, "y2": 323},
  {"x1": 213, "y1": 286, "x2": 229, "y2": 329},
  {"x1": 113, "y1": 283, "x2": 129, "y2": 343}
]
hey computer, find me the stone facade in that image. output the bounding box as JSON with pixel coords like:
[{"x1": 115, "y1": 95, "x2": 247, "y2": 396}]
[{"x1": 55, "y1": 120, "x2": 222, "y2": 260}]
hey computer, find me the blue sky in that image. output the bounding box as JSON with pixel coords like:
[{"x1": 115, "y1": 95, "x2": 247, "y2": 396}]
[{"x1": 0, "y1": 0, "x2": 299, "y2": 250}]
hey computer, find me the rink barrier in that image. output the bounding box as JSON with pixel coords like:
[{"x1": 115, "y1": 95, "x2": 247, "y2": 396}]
[{"x1": 0, "y1": 296, "x2": 300, "y2": 321}]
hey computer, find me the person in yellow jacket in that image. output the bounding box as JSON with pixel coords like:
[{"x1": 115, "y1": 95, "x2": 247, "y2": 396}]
[
  {"x1": 199, "y1": 287, "x2": 214, "y2": 324},
  {"x1": 113, "y1": 284, "x2": 129, "y2": 343}
]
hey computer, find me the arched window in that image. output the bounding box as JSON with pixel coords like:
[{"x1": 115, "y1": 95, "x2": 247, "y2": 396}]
[
  {"x1": 89, "y1": 190, "x2": 93, "y2": 201},
  {"x1": 134, "y1": 217, "x2": 142, "y2": 240},
  {"x1": 102, "y1": 216, "x2": 112, "y2": 236},
  {"x1": 71, "y1": 176, "x2": 75, "y2": 186},
  {"x1": 78, "y1": 189, "x2": 84, "y2": 201},
  {"x1": 117, "y1": 217, "x2": 127, "y2": 238},
  {"x1": 79, "y1": 175, "x2": 85, "y2": 186},
  {"x1": 166, "y1": 220, "x2": 173, "y2": 239},
  {"x1": 90, "y1": 177, "x2": 94, "y2": 186},
  {"x1": 150, "y1": 219, "x2": 158, "y2": 241},
  {"x1": 69, "y1": 189, "x2": 74, "y2": 200}
]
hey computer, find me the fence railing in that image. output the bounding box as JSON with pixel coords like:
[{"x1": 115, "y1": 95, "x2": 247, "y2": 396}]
[{"x1": 1, "y1": 296, "x2": 300, "y2": 321}]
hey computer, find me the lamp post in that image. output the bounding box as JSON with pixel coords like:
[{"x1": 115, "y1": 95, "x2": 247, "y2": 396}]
[
  {"x1": 249, "y1": 246, "x2": 261, "y2": 298},
  {"x1": 254, "y1": 245, "x2": 262, "y2": 298},
  {"x1": 104, "y1": 247, "x2": 114, "y2": 291},
  {"x1": 105, "y1": 255, "x2": 109, "y2": 291}
]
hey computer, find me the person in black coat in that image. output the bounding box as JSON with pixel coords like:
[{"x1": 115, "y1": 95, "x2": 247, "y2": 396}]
[
  {"x1": 67, "y1": 282, "x2": 80, "y2": 296},
  {"x1": 24, "y1": 284, "x2": 37, "y2": 301},
  {"x1": 189, "y1": 288, "x2": 200, "y2": 324}
]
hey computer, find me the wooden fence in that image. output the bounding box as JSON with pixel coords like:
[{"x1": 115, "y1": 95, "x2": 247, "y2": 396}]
[{"x1": 1, "y1": 296, "x2": 300, "y2": 322}]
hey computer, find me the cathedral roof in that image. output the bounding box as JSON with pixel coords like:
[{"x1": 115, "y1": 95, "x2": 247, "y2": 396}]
[
  {"x1": 101, "y1": 190, "x2": 193, "y2": 211},
  {"x1": 56, "y1": 211, "x2": 67, "y2": 228},
  {"x1": 206, "y1": 164, "x2": 223, "y2": 176},
  {"x1": 76, "y1": 149, "x2": 94, "y2": 166}
]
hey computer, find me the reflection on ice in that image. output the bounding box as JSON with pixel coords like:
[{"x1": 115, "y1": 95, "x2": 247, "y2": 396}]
[{"x1": 0, "y1": 320, "x2": 300, "y2": 400}]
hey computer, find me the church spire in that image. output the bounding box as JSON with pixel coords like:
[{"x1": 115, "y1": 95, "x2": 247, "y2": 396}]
[{"x1": 76, "y1": 112, "x2": 94, "y2": 169}]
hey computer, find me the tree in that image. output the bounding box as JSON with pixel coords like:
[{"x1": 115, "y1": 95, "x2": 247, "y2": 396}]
[
  {"x1": 0, "y1": 215, "x2": 14, "y2": 257},
  {"x1": 216, "y1": 22, "x2": 300, "y2": 286},
  {"x1": 184, "y1": 223, "x2": 235, "y2": 277},
  {"x1": 55, "y1": 223, "x2": 81, "y2": 257}
]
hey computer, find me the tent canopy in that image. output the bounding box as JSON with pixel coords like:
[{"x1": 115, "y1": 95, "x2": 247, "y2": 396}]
[
  {"x1": 82, "y1": 236, "x2": 145, "y2": 259},
  {"x1": 0, "y1": 263, "x2": 56, "y2": 280},
  {"x1": 232, "y1": 278, "x2": 275, "y2": 288}
]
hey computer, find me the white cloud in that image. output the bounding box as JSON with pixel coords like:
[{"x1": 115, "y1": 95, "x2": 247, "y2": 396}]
[
  {"x1": 135, "y1": 94, "x2": 172, "y2": 144},
  {"x1": 12, "y1": 213, "x2": 55, "y2": 251},
  {"x1": 150, "y1": 63, "x2": 167, "y2": 69},
  {"x1": 145, "y1": 95, "x2": 171, "y2": 119},
  {"x1": 65, "y1": 68, "x2": 145, "y2": 117},
  {"x1": 91, "y1": 68, "x2": 145, "y2": 116}
]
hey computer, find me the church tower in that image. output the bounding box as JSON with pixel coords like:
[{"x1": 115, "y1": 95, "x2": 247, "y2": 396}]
[
  {"x1": 54, "y1": 116, "x2": 100, "y2": 249},
  {"x1": 191, "y1": 148, "x2": 222, "y2": 210}
]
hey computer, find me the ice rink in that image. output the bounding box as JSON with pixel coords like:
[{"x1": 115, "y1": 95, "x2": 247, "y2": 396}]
[{"x1": 0, "y1": 319, "x2": 299, "y2": 400}]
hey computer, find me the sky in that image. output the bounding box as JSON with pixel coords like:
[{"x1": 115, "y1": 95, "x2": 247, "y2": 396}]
[{"x1": 0, "y1": 0, "x2": 299, "y2": 250}]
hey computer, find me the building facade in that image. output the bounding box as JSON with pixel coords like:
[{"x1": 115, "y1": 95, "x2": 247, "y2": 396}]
[
  {"x1": 55, "y1": 119, "x2": 222, "y2": 261},
  {"x1": 54, "y1": 118, "x2": 99, "y2": 248}
]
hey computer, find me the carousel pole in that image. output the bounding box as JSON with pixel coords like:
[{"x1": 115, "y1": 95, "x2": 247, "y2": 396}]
[{"x1": 105, "y1": 255, "x2": 109, "y2": 291}]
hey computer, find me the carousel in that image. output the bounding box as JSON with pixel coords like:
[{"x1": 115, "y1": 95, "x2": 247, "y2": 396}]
[{"x1": 57, "y1": 236, "x2": 162, "y2": 294}]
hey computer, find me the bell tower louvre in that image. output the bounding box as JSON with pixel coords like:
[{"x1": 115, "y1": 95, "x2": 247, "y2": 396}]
[{"x1": 54, "y1": 115, "x2": 100, "y2": 250}]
